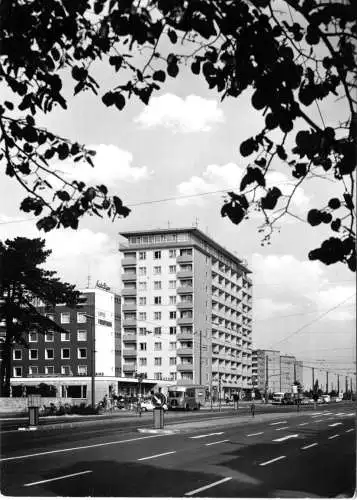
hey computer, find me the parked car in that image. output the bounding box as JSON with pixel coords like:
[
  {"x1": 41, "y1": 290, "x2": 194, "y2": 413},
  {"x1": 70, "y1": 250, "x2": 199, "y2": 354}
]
[
  {"x1": 140, "y1": 400, "x2": 168, "y2": 412},
  {"x1": 300, "y1": 398, "x2": 311, "y2": 405}
]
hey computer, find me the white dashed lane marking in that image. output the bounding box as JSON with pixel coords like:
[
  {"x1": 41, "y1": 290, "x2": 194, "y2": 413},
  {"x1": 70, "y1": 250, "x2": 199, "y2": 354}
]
[
  {"x1": 329, "y1": 422, "x2": 343, "y2": 427},
  {"x1": 259, "y1": 455, "x2": 286, "y2": 466},
  {"x1": 185, "y1": 477, "x2": 232, "y2": 496},
  {"x1": 346, "y1": 429, "x2": 354, "y2": 433},
  {"x1": 205, "y1": 440, "x2": 229, "y2": 446},
  {"x1": 275, "y1": 427, "x2": 289, "y2": 431},
  {"x1": 270, "y1": 421, "x2": 287, "y2": 426},
  {"x1": 273, "y1": 434, "x2": 298, "y2": 442},
  {"x1": 247, "y1": 432, "x2": 264, "y2": 437},
  {"x1": 24, "y1": 470, "x2": 92, "y2": 487},
  {"x1": 301, "y1": 443, "x2": 318, "y2": 450},
  {"x1": 138, "y1": 451, "x2": 176, "y2": 461},
  {"x1": 190, "y1": 432, "x2": 224, "y2": 439},
  {"x1": 299, "y1": 422, "x2": 309, "y2": 426},
  {"x1": 328, "y1": 434, "x2": 340, "y2": 440}
]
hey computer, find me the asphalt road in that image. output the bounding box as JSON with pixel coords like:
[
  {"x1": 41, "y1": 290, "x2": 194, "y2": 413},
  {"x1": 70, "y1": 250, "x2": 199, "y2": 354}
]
[{"x1": 1, "y1": 402, "x2": 355, "y2": 497}]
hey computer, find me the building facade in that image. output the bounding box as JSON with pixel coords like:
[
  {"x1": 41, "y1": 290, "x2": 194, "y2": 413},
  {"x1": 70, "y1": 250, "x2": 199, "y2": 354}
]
[
  {"x1": 120, "y1": 227, "x2": 253, "y2": 397},
  {"x1": 252, "y1": 349, "x2": 304, "y2": 394},
  {"x1": 10, "y1": 286, "x2": 121, "y2": 403}
]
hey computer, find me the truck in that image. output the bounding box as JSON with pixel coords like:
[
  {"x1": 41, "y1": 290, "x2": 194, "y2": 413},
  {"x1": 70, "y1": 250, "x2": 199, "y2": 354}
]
[{"x1": 167, "y1": 385, "x2": 206, "y2": 410}]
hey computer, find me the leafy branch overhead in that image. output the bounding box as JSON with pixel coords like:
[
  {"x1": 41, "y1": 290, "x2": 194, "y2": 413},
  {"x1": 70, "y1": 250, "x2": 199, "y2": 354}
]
[{"x1": 0, "y1": 0, "x2": 356, "y2": 270}]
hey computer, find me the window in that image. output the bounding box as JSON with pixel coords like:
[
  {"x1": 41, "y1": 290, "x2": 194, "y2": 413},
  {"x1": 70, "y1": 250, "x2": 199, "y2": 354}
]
[
  {"x1": 45, "y1": 366, "x2": 54, "y2": 375},
  {"x1": 170, "y1": 357, "x2": 177, "y2": 365},
  {"x1": 77, "y1": 330, "x2": 87, "y2": 341},
  {"x1": 153, "y1": 266, "x2": 161, "y2": 275},
  {"x1": 78, "y1": 348, "x2": 87, "y2": 359},
  {"x1": 169, "y1": 280, "x2": 176, "y2": 289},
  {"x1": 29, "y1": 366, "x2": 38, "y2": 375},
  {"x1": 13, "y1": 350, "x2": 22, "y2": 360},
  {"x1": 139, "y1": 251, "x2": 146, "y2": 260},
  {"x1": 139, "y1": 312, "x2": 147, "y2": 321},
  {"x1": 154, "y1": 342, "x2": 162, "y2": 351},
  {"x1": 29, "y1": 332, "x2": 38, "y2": 342},
  {"x1": 154, "y1": 250, "x2": 161, "y2": 259},
  {"x1": 139, "y1": 297, "x2": 147, "y2": 306},
  {"x1": 77, "y1": 312, "x2": 87, "y2": 323},
  {"x1": 61, "y1": 348, "x2": 70, "y2": 359},
  {"x1": 154, "y1": 372, "x2": 162, "y2": 380},
  {"x1": 139, "y1": 358, "x2": 147, "y2": 366},
  {"x1": 169, "y1": 296, "x2": 176, "y2": 305},
  {"x1": 169, "y1": 265, "x2": 176, "y2": 274},
  {"x1": 61, "y1": 366, "x2": 71, "y2": 375},
  {"x1": 170, "y1": 372, "x2": 177, "y2": 380},
  {"x1": 154, "y1": 357, "x2": 162, "y2": 366},
  {"x1": 154, "y1": 296, "x2": 162, "y2": 305},
  {"x1": 169, "y1": 326, "x2": 177, "y2": 335},
  {"x1": 61, "y1": 312, "x2": 70, "y2": 324},
  {"x1": 139, "y1": 343, "x2": 147, "y2": 351},
  {"x1": 169, "y1": 311, "x2": 176, "y2": 319},
  {"x1": 154, "y1": 327, "x2": 161, "y2": 335},
  {"x1": 139, "y1": 266, "x2": 146, "y2": 276},
  {"x1": 45, "y1": 331, "x2": 54, "y2": 342},
  {"x1": 61, "y1": 332, "x2": 70, "y2": 342},
  {"x1": 78, "y1": 365, "x2": 87, "y2": 375},
  {"x1": 154, "y1": 311, "x2": 161, "y2": 321},
  {"x1": 29, "y1": 349, "x2": 38, "y2": 360},
  {"x1": 13, "y1": 366, "x2": 22, "y2": 377},
  {"x1": 139, "y1": 327, "x2": 147, "y2": 335},
  {"x1": 169, "y1": 342, "x2": 176, "y2": 350},
  {"x1": 154, "y1": 281, "x2": 162, "y2": 290},
  {"x1": 139, "y1": 281, "x2": 147, "y2": 291},
  {"x1": 45, "y1": 348, "x2": 54, "y2": 360},
  {"x1": 169, "y1": 249, "x2": 176, "y2": 258}
]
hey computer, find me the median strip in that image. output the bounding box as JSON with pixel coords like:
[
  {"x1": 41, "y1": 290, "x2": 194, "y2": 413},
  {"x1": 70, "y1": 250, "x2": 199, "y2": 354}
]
[
  {"x1": 24, "y1": 470, "x2": 92, "y2": 487},
  {"x1": 185, "y1": 477, "x2": 232, "y2": 496},
  {"x1": 259, "y1": 455, "x2": 286, "y2": 466},
  {"x1": 137, "y1": 451, "x2": 176, "y2": 461}
]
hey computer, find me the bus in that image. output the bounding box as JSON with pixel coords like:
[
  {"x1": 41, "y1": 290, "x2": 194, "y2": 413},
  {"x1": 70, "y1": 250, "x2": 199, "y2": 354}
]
[{"x1": 167, "y1": 385, "x2": 206, "y2": 410}]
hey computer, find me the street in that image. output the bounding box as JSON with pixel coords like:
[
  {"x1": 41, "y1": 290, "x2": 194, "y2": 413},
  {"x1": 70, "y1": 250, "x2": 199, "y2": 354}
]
[{"x1": 1, "y1": 402, "x2": 355, "y2": 497}]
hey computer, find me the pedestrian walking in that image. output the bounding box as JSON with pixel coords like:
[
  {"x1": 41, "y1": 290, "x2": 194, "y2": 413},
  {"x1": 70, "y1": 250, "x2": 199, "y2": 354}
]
[{"x1": 250, "y1": 401, "x2": 255, "y2": 417}]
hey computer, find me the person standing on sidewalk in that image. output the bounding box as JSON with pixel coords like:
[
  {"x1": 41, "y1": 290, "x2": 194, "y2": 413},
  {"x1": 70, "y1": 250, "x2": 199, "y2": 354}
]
[{"x1": 250, "y1": 401, "x2": 255, "y2": 417}]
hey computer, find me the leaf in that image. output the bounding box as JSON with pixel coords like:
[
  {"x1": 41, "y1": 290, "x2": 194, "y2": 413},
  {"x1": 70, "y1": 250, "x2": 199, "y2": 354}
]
[
  {"x1": 221, "y1": 202, "x2": 245, "y2": 225},
  {"x1": 102, "y1": 91, "x2": 115, "y2": 107},
  {"x1": 261, "y1": 187, "x2": 282, "y2": 210},
  {"x1": 114, "y1": 92, "x2": 126, "y2": 110},
  {"x1": 167, "y1": 62, "x2": 179, "y2": 78},
  {"x1": 97, "y1": 184, "x2": 108, "y2": 195},
  {"x1": 152, "y1": 70, "x2": 166, "y2": 82},
  {"x1": 56, "y1": 190, "x2": 71, "y2": 202},
  {"x1": 240, "y1": 138, "x2": 256, "y2": 157},
  {"x1": 167, "y1": 29, "x2": 177, "y2": 44}
]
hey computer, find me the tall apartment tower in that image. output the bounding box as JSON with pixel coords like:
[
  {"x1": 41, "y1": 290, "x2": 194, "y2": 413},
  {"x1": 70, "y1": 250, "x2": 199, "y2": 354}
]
[
  {"x1": 252, "y1": 349, "x2": 281, "y2": 393},
  {"x1": 119, "y1": 228, "x2": 253, "y2": 396}
]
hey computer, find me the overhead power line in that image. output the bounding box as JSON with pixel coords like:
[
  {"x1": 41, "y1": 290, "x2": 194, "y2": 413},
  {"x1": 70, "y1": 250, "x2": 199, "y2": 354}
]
[{"x1": 269, "y1": 293, "x2": 356, "y2": 349}]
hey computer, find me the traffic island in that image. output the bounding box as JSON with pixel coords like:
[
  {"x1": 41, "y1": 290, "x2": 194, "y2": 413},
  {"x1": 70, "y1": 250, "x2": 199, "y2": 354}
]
[{"x1": 137, "y1": 406, "x2": 180, "y2": 434}]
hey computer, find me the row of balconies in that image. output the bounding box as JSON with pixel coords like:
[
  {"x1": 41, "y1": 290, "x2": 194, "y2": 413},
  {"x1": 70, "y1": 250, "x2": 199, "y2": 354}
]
[
  {"x1": 122, "y1": 253, "x2": 193, "y2": 267},
  {"x1": 122, "y1": 270, "x2": 193, "y2": 282}
]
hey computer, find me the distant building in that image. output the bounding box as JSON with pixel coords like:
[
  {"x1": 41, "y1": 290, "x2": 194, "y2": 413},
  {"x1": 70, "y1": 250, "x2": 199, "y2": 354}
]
[
  {"x1": 119, "y1": 227, "x2": 253, "y2": 397},
  {"x1": 280, "y1": 355, "x2": 296, "y2": 393}
]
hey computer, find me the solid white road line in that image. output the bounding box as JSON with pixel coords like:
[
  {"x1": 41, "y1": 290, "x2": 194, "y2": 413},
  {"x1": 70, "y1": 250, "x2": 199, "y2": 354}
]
[
  {"x1": 190, "y1": 432, "x2": 224, "y2": 439},
  {"x1": 273, "y1": 434, "x2": 298, "y2": 442},
  {"x1": 328, "y1": 434, "x2": 340, "y2": 440},
  {"x1": 185, "y1": 477, "x2": 232, "y2": 496},
  {"x1": 24, "y1": 470, "x2": 92, "y2": 487},
  {"x1": 301, "y1": 443, "x2": 318, "y2": 450},
  {"x1": 329, "y1": 422, "x2": 343, "y2": 427},
  {"x1": 275, "y1": 427, "x2": 289, "y2": 431},
  {"x1": 299, "y1": 423, "x2": 309, "y2": 426},
  {"x1": 205, "y1": 440, "x2": 229, "y2": 446},
  {"x1": 270, "y1": 421, "x2": 287, "y2": 426},
  {"x1": 259, "y1": 456, "x2": 286, "y2": 466},
  {"x1": 346, "y1": 429, "x2": 354, "y2": 433},
  {"x1": 322, "y1": 412, "x2": 333, "y2": 415},
  {"x1": 0, "y1": 435, "x2": 160, "y2": 462},
  {"x1": 346, "y1": 413, "x2": 355, "y2": 417},
  {"x1": 247, "y1": 432, "x2": 264, "y2": 437},
  {"x1": 138, "y1": 451, "x2": 176, "y2": 461},
  {"x1": 311, "y1": 412, "x2": 322, "y2": 416},
  {"x1": 335, "y1": 413, "x2": 346, "y2": 416}
]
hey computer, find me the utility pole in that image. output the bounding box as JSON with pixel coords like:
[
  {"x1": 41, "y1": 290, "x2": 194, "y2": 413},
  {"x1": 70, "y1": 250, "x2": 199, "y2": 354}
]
[
  {"x1": 326, "y1": 371, "x2": 329, "y2": 394},
  {"x1": 350, "y1": 377, "x2": 353, "y2": 400},
  {"x1": 337, "y1": 374, "x2": 340, "y2": 394},
  {"x1": 265, "y1": 355, "x2": 269, "y2": 403},
  {"x1": 345, "y1": 375, "x2": 348, "y2": 394},
  {"x1": 294, "y1": 362, "x2": 296, "y2": 383},
  {"x1": 312, "y1": 367, "x2": 315, "y2": 391},
  {"x1": 199, "y1": 330, "x2": 202, "y2": 386}
]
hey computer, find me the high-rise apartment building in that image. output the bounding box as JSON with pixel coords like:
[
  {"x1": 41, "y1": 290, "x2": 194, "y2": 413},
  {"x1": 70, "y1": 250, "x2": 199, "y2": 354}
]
[
  {"x1": 280, "y1": 355, "x2": 296, "y2": 393},
  {"x1": 119, "y1": 228, "x2": 253, "y2": 396}
]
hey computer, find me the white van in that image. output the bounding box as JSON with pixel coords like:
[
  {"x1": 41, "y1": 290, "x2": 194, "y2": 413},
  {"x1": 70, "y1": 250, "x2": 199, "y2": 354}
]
[{"x1": 272, "y1": 392, "x2": 285, "y2": 404}]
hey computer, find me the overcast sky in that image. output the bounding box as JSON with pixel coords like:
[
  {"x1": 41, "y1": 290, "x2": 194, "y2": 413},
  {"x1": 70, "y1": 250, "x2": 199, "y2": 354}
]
[{"x1": 1, "y1": 27, "x2": 355, "y2": 391}]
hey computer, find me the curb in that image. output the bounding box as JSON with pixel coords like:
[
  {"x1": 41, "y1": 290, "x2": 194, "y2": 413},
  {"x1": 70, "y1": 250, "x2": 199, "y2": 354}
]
[{"x1": 137, "y1": 427, "x2": 179, "y2": 435}]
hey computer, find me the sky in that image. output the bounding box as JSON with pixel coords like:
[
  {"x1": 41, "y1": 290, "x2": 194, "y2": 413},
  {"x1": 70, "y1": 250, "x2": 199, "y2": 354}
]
[{"x1": 1, "y1": 11, "x2": 355, "y2": 391}]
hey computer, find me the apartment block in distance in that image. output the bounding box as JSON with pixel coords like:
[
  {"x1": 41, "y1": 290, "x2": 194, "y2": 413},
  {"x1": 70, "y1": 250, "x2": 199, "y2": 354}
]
[
  {"x1": 11, "y1": 286, "x2": 121, "y2": 404},
  {"x1": 119, "y1": 227, "x2": 253, "y2": 397}
]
